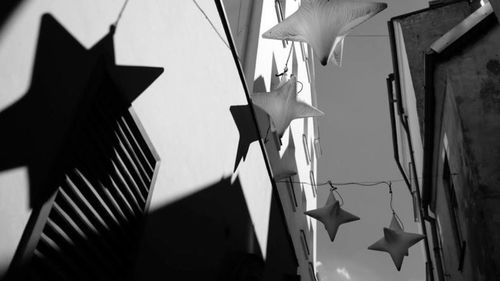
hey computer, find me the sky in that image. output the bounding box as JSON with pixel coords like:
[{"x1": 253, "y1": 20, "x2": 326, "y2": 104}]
[{"x1": 314, "y1": 0, "x2": 428, "y2": 281}]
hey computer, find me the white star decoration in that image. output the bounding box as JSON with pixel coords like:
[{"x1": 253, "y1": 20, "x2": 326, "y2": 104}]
[
  {"x1": 262, "y1": 0, "x2": 387, "y2": 66},
  {"x1": 305, "y1": 191, "x2": 360, "y2": 242},
  {"x1": 368, "y1": 215, "x2": 425, "y2": 271},
  {"x1": 251, "y1": 75, "x2": 324, "y2": 137}
]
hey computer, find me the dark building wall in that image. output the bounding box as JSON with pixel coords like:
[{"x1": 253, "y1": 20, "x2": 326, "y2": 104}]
[
  {"x1": 397, "y1": 1, "x2": 473, "y2": 137},
  {"x1": 391, "y1": 2, "x2": 500, "y2": 281},
  {"x1": 430, "y1": 15, "x2": 500, "y2": 281},
  {"x1": 429, "y1": 76, "x2": 473, "y2": 281}
]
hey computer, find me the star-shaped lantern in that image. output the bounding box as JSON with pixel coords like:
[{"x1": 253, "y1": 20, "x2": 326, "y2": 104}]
[
  {"x1": 262, "y1": 0, "x2": 387, "y2": 66},
  {"x1": 0, "y1": 14, "x2": 163, "y2": 208},
  {"x1": 272, "y1": 130, "x2": 298, "y2": 180},
  {"x1": 305, "y1": 191, "x2": 359, "y2": 242},
  {"x1": 368, "y1": 215, "x2": 425, "y2": 271},
  {"x1": 250, "y1": 75, "x2": 324, "y2": 137}
]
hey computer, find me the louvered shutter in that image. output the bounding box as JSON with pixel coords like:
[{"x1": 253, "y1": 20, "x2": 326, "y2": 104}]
[{"x1": 8, "y1": 73, "x2": 159, "y2": 281}]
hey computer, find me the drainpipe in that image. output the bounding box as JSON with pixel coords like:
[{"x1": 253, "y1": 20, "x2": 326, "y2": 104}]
[
  {"x1": 422, "y1": 50, "x2": 446, "y2": 281},
  {"x1": 386, "y1": 20, "x2": 436, "y2": 280},
  {"x1": 386, "y1": 19, "x2": 444, "y2": 281},
  {"x1": 422, "y1": 210, "x2": 446, "y2": 281},
  {"x1": 386, "y1": 74, "x2": 411, "y2": 190},
  {"x1": 386, "y1": 74, "x2": 435, "y2": 281},
  {"x1": 402, "y1": 118, "x2": 437, "y2": 281}
]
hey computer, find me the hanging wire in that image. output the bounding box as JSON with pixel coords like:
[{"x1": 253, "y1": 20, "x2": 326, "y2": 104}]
[
  {"x1": 297, "y1": 80, "x2": 304, "y2": 93},
  {"x1": 327, "y1": 181, "x2": 344, "y2": 206},
  {"x1": 193, "y1": 0, "x2": 231, "y2": 50},
  {"x1": 276, "y1": 44, "x2": 294, "y2": 77},
  {"x1": 334, "y1": 181, "x2": 392, "y2": 187},
  {"x1": 279, "y1": 178, "x2": 407, "y2": 187},
  {"x1": 346, "y1": 34, "x2": 389, "y2": 37},
  {"x1": 334, "y1": 189, "x2": 344, "y2": 206},
  {"x1": 388, "y1": 182, "x2": 405, "y2": 230},
  {"x1": 279, "y1": 178, "x2": 407, "y2": 229},
  {"x1": 113, "y1": 0, "x2": 130, "y2": 29}
]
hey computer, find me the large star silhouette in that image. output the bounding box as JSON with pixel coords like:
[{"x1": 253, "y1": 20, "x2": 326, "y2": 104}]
[
  {"x1": 368, "y1": 215, "x2": 425, "y2": 271},
  {"x1": 305, "y1": 191, "x2": 359, "y2": 242},
  {"x1": 250, "y1": 75, "x2": 323, "y2": 137},
  {"x1": 0, "y1": 14, "x2": 163, "y2": 208},
  {"x1": 262, "y1": 0, "x2": 387, "y2": 66},
  {"x1": 230, "y1": 105, "x2": 261, "y2": 172}
]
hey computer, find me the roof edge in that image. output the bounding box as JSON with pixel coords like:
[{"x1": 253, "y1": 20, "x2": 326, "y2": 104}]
[
  {"x1": 389, "y1": 0, "x2": 469, "y2": 22},
  {"x1": 430, "y1": 1, "x2": 494, "y2": 53}
]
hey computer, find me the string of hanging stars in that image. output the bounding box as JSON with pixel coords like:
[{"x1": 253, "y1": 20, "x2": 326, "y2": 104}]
[
  {"x1": 279, "y1": 178, "x2": 406, "y2": 229},
  {"x1": 253, "y1": 0, "x2": 427, "y2": 272},
  {"x1": 278, "y1": 176, "x2": 424, "y2": 271}
]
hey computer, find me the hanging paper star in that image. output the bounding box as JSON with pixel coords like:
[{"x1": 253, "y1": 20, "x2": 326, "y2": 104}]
[
  {"x1": 250, "y1": 75, "x2": 324, "y2": 137},
  {"x1": 0, "y1": 14, "x2": 163, "y2": 208},
  {"x1": 272, "y1": 130, "x2": 298, "y2": 180},
  {"x1": 262, "y1": 0, "x2": 387, "y2": 66},
  {"x1": 368, "y1": 215, "x2": 425, "y2": 271},
  {"x1": 305, "y1": 191, "x2": 360, "y2": 242}
]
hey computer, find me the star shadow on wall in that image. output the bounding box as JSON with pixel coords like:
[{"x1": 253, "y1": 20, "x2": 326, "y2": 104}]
[
  {"x1": 231, "y1": 73, "x2": 275, "y2": 172},
  {"x1": 0, "y1": 14, "x2": 163, "y2": 209},
  {"x1": 271, "y1": 129, "x2": 297, "y2": 181}
]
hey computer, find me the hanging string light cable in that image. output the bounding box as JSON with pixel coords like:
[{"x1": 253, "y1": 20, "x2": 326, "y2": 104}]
[
  {"x1": 388, "y1": 182, "x2": 405, "y2": 230},
  {"x1": 279, "y1": 178, "x2": 406, "y2": 227},
  {"x1": 276, "y1": 44, "x2": 294, "y2": 77},
  {"x1": 275, "y1": 45, "x2": 304, "y2": 93},
  {"x1": 278, "y1": 178, "x2": 407, "y2": 187},
  {"x1": 297, "y1": 80, "x2": 304, "y2": 93},
  {"x1": 327, "y1": 180, "x2": 344, "y2": 206},
  {"x1": 113, "y1": 0, "x2": 130, "y2": 30}
]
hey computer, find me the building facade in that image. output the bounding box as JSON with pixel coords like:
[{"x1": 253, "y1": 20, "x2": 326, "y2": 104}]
[
  {"x1": 0, "y1": 0, "x2": 319, "y2": 280},
  {"x1": 387, "y1": 0, "x2": 500, "y2": 280}
]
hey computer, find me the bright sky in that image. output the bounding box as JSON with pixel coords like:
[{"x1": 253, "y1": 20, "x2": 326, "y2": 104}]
[{"x1": 314, "y1": 0, "x2": 428, "y2": 281}]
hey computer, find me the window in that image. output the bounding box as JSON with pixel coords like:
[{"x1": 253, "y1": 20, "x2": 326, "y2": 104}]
[
  {"x1": 442, "y1": 156, "x2": 466, "y2": 271},
  {"x1": 274, "y1": 0, "x2": 288, "y2": 47},
  {"x1": 303, "y1": 134, "x2": 310, "y2": 165},
  {"x1": 309, "y1": 171, "x2": 317, "y2": 197},
  {"x1": 300, "y1": 230, "x2": 310, "y2": 259},
  {"x1": 286, "y1": 178, "x2": 299, "y2": 211}
]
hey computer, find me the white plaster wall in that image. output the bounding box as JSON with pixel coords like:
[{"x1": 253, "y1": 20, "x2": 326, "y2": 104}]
[
  {"x1": 394, "y1": 21, "x2": 424, "y2": 186},
  {"x1": 0, "y1": 0, "x2": 274, "y2": 276},
  {"x1": 253, "y1": 0, "x2": 319, "y2": 279}
]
